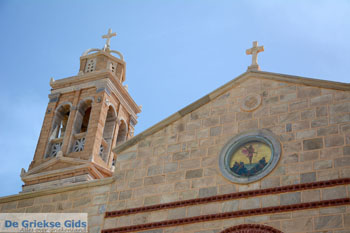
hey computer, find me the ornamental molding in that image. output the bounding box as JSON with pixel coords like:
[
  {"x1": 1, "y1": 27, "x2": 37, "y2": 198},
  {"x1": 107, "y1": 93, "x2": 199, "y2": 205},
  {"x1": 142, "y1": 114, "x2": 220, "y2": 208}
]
[
  {"x1": 48, "y1": 93, "x2": 61, "y2": 103},
  {"x1": 240, "y1": 93, "x2": 262, "y2": 112}
]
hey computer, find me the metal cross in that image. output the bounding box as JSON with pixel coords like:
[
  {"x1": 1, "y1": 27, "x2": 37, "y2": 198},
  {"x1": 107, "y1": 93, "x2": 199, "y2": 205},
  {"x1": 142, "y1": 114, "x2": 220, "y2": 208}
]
[
  {"x1": 102, "y1": 28, "x2": 117, "y2": 51},
  {"x1": 246, "y1": 41, "x2": 264, "y2": 71}
]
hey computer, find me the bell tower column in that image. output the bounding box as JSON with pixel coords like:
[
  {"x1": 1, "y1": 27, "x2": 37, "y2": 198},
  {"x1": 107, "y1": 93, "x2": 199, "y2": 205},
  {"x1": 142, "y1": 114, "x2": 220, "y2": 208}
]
[
  {"x1": 61, "y1": 90, "x2": 81, "y2": 155},
  {"x1": 21, "y1": 29, "x2": 141, "y2": 192}
]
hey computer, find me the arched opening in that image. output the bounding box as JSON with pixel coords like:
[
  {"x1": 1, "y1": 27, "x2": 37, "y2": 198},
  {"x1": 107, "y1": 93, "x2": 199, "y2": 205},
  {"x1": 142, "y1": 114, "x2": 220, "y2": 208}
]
[
  {"x1": 74, "y1": 99, "x2": 93, "y2": 134},
  {"x1": 221, "y1": 224, "x2": 283, "y2": 233},
  {"x1": 51, "y1": 104, "x2": 71, "y2": 139},
  {"x1": 71, "y1": 99, "x2": 93, "y2": 153},
  {"x1": 100, "y1": 106, "x2": 117, "y2": 162},
  {"x1": 46, "y1": 103, "x2": 71, "y2": 158},
  {"x1": 80, "y1": 107, "x2": 91, "y2": 133},
  {"x1": 116, "y1": 120, "x2": 127, "y2": 145}
]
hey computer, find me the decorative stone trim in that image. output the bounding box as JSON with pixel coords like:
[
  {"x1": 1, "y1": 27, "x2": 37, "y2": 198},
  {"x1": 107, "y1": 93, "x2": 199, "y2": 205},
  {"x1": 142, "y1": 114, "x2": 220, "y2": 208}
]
[
  {"x1": 102, "y1": 198, "x2": 350, "y2": 233},
  {"x1": 129, "y1": 116, "x2": 137, "y2": 127},
  {"x1": 240, "y1": 94, "x2": 262, "y2": 112},
  {"x1": 105, "y1": 177, "x2": 350, "y2": 218},
  {"x1": 96, "y1": 87, "x2": 111, "y2": 95},
  {"x1": 221, "y1": 224, "x2": 283, "y2": 233},
  {"x1": 48, "y1": 93, "x2": 60, "y2": 103}
]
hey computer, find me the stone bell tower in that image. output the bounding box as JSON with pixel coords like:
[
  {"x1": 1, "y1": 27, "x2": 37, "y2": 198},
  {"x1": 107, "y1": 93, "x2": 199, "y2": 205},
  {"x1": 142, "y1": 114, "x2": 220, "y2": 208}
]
[{"x1": 21, "y1": 29, "x2": 141, "y2": 192}]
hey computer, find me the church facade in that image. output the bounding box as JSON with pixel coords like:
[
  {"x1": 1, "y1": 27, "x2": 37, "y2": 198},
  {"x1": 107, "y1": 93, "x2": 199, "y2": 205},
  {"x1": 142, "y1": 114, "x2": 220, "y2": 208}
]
[{"x1": 0, "y1": 31, "x2": 349, "y2": 233}]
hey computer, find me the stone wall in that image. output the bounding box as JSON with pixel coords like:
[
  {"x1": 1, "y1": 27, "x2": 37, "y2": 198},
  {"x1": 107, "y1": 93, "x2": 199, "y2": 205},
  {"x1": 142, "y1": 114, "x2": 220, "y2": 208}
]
[
  {"x1": 0, "y1": 179, "x2": 113, "y2": 233},
  {"x1": 103, "y1": 75, "x2": 350, "y2": 232},
  {"x1": 1, "y1": 74, "x2": 349, "y2": 233},
  {"x1": 111, "y1": 77, "x2": 350, "y2": 206}
]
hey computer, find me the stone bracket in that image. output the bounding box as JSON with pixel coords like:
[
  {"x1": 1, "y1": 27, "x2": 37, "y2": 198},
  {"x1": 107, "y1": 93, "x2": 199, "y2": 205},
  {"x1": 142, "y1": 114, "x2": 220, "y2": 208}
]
[{"x1": 48, "y1": 93, "x2": 61, "y2": 103}]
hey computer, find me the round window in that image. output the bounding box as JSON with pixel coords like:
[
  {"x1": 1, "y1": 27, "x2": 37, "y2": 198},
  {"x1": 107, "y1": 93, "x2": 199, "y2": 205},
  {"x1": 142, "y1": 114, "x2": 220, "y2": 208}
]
[{"x1": 219, "y1": 129, "x2": 281, "y2": 184}]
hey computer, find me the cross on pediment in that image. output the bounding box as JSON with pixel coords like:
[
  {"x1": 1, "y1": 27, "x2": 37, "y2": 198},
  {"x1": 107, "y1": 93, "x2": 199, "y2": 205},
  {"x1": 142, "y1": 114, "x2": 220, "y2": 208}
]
[
  {"x1": 102, "y1": 28, "x2": 117, "y2": 51},
  {"x1": 246, "y1": 41, "x2": 264, "y2": 71}
]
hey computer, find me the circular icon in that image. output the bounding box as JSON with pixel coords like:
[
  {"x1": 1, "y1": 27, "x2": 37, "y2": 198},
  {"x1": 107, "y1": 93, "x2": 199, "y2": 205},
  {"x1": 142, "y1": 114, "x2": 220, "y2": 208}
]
[{"x1": 219, "y1": 129, "x2": 281, "y2": 184}]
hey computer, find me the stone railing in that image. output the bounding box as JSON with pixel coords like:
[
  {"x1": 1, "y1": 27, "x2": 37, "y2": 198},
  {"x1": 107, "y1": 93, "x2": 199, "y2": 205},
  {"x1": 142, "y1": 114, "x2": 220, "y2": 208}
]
[
  {"x1": 47, "y1": 137, "x2": 63, "y2": 157},
  {"x1": 72, "y1": 132, "x2": 87, "y2": 152}
]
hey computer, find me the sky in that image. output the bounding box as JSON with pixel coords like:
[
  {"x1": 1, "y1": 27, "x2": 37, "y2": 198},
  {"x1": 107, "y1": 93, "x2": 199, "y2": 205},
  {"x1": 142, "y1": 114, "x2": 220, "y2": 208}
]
[{"x1": 0, "y1": 0, "x2": 349, "y2": 197}]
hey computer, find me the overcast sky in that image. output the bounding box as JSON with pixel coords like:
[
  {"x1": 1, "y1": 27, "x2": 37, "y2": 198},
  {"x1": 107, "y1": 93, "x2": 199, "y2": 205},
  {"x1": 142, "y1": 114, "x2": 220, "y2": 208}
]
[{"x1": 0, "y1": 0, "x2": 349, "y2": 197}]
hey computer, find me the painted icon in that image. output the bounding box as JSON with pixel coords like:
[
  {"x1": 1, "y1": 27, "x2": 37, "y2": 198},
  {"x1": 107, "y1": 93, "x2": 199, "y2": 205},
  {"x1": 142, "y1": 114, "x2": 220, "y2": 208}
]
[{"x1": 229, "y1": 141, "x2": 272, "y2": 177}]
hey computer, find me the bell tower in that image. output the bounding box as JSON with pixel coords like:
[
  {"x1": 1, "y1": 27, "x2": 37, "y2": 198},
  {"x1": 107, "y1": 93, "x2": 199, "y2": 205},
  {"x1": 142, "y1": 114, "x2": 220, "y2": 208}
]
[{"x1": 21, "y1": 29, "x2": 141, "y2": 192}]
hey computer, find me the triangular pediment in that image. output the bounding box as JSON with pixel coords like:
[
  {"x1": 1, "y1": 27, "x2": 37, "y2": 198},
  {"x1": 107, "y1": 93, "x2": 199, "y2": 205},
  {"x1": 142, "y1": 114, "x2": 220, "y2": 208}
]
[
  {"x1": 21, "y1": 156, "x2": 113, "y2": 183},
  {"x1": 33, "y1": 161, "x2": 77, "y2": 174},
  {"x1": 114, "y1": 70, "x2": 350, "y2": 154},
  {"x1": 22, "y1": 157, "x2": 88, "y2": 178}
]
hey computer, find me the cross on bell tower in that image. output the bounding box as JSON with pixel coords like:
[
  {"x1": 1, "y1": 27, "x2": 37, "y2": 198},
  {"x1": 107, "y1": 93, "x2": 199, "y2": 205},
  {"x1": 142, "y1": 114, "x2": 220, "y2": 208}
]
[
  {"x1": 102, "y1": 28, "x2": 117, "y2": 51},
  {"x1": 246, "y1": 41, "x2": 264, "y2": 71}
]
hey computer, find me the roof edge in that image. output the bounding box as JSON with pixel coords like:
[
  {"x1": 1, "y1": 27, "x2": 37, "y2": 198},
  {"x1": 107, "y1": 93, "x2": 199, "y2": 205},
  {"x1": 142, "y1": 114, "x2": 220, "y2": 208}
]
[
  {"x1": 0, "y1": 177, "x2": 114, "y2": 203},
  {"x1": 252, "y1": 70, "x2": 350, "y2": 91},
  {"x1": 113, "y1": 71, "x2": 350, "y2": 154}
]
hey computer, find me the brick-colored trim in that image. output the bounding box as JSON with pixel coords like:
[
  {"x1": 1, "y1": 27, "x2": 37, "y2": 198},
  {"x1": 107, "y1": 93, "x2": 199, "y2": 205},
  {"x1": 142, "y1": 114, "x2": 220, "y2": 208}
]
[
  {"x1": 102, "y1": 198, "x2": 350, "y2": 233},
  {"x1": 105, "y1": 178, "x2": 350, "y2": 218},
  {"x1": 221, "y1": 224, "x2": 283, "y2": 233}
]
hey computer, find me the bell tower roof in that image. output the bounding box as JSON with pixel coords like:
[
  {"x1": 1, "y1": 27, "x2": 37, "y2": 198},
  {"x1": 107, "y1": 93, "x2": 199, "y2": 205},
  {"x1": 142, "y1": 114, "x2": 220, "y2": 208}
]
[{"x1": 79, "y1": 28, "x2": 126, "y2": 82}]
